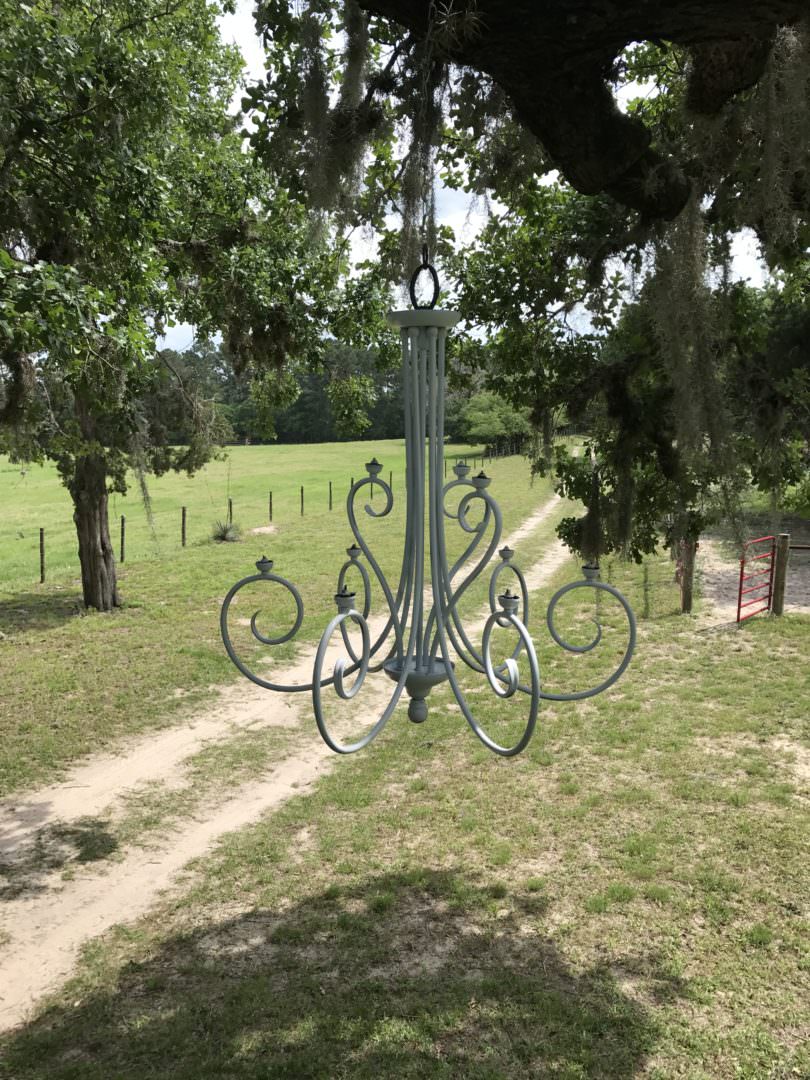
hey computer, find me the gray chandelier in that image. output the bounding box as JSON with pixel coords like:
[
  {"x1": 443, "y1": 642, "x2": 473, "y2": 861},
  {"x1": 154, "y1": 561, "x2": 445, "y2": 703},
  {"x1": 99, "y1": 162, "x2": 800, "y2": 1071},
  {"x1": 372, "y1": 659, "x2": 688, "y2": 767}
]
[{"x1": 221, "y1": 253, "x2": 636, "y2": 757}]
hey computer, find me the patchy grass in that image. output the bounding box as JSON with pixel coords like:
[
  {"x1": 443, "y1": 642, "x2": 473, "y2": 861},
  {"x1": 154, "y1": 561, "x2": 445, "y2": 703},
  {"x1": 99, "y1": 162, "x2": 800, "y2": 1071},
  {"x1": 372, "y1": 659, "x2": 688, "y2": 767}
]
[{"x1": 2, "y1": 555, "x2": 808, "y2": 1078}]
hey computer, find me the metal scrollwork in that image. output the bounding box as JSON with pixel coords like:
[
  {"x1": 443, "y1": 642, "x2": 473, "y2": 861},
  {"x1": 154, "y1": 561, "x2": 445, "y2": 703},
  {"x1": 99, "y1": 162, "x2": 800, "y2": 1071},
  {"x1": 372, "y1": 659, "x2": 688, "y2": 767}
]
[
  {"x1": 220, "y1": 255, "x2": 636, "y2": 757},
  {"x1": 220, "y1": 557, "x2": 307, "y2": 692}
]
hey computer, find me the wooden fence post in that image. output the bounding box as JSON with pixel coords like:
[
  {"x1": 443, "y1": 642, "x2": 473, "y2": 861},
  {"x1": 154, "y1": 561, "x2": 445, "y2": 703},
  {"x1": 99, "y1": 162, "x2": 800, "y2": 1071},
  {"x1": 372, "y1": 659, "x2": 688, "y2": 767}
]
[
  {"x1": 329, "y1": 480, "x2": 333, "y2": 511},
  {"x1": 39, "y1": 527, "x2": 45, "y2": 584},
  {"x1": 269, "y1": 491, "x2": 273, "y2": 522},
  {"x1": 680, "y1": 539, "x2": 696, "y2": 614},
  {"x1": 389, "y1": 469, "x2": 393, "y2": 490},
  {"x1": 181, "y1": 506, "x2": 187, "y2": 548},
  {"x1": 772, "y1": 533, "x2": 790, "y2": 616},
  {"x1": 227, "y1": 497, "x2": 233, "y2": 525},
  {"x1": 119, "y1": 516, "x2": 125, "y2": 564},
  {"x1": 300, "y1": 485, "x2": 304, "y2": 516}
]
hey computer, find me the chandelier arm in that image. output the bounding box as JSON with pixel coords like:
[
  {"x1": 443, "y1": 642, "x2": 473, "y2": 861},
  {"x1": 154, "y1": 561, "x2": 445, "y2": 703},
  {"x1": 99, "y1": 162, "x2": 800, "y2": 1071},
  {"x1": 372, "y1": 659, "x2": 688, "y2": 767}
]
[
  {"x1": 337, "y1": 557, "x2": 372, "y2": 663},
  {"x1": 441, "y1": 476, "x2": 474, "y2": 521},
  {"x1": 488, "y1": 560, "x2": 530, "y2": 629},
  {"x1": 347, "y1": 474, "x2": 406, "y2": 664},
  {"x1": 220, "y1": 550, "x2": 401, "y2": 697},
  {"x1": 497, "y1": 579, "x2": 637, "y2": 700},
  {"x1": 535, "y1": 579, "x2": 637, "y2": 700},
  {"x1": 364, "y1": 550, "x2": 414, "y2": 673},
  {"x1": 435, "y1": 551, "x2": 532, "y2": 677},
  {"x1": 427, "y1": 335, "x2": 540, "y2": 756},
  {"x1": 429, "y1": 527, "x2": 531, "y2": 691},
  {"x1": 446, "y1": 497, "x2": 492, "y2": 575},
  {"x1": 426, "y1": 487, "x2": 502, "y2": 666},
  {"x1": 312, "y1": 601, "x2": 417, "y2": 754},
  {"x1": 220, "y1": 570, "x2": 323, "y2": 694}
]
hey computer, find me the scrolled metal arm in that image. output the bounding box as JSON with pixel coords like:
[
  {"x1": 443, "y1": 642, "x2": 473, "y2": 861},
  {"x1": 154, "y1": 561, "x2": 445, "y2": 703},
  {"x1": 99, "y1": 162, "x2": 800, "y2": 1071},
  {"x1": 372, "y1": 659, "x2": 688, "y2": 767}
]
[
  {"x1": 346, "y1": 472, "x2": 406, "y2": 667},
  {"x1": 535, "y1": 578, "x2": 637, "y2": 702},
  {"x1": 219, "y1": 560, "x2": 314, "y2": 694}
]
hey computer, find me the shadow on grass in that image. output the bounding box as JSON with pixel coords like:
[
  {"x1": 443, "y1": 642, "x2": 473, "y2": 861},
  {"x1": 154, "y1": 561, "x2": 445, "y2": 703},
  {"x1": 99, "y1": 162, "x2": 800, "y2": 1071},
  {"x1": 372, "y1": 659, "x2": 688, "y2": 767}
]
[
  {"x1": 0, "y1": 592, "x2": 84, "y2": 637},
  {"x1": 0, "y1": 817, "x2": 118, "y2": 902},
  {"x1": 1, "y1": 868, "x2": 683, "y2": 1078}
]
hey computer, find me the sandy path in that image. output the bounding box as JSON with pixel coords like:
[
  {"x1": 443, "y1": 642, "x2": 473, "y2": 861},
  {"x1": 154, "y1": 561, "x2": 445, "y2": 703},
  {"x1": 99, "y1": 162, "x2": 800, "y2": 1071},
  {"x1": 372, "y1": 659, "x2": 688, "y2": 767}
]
[
  {"x1": 0, "y1": 491, "x2": 567, "y2": 1031},
  {"x1": 697, "y1": 539, "x2": 742, "y2": 623},
  {"x1": 0, "y1": 752, "x2": 331, "y2": 1031},
  {"x1": 0, "y1": 682, "x2": 302, "y2": 862}
]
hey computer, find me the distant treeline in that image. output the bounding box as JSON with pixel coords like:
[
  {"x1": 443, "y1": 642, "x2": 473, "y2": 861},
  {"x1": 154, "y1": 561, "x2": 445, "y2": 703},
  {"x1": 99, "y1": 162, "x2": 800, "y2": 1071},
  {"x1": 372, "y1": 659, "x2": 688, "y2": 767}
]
[{"x1": 158, "y1": 341, "x2": 533, "y2": 450}]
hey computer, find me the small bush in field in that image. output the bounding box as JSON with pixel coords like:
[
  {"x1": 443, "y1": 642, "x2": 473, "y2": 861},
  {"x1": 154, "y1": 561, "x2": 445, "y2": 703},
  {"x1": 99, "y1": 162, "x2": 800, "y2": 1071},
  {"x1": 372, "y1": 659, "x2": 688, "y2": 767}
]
[{"x1": 211, "y1": 520, "x2": 241, "y2": 543}]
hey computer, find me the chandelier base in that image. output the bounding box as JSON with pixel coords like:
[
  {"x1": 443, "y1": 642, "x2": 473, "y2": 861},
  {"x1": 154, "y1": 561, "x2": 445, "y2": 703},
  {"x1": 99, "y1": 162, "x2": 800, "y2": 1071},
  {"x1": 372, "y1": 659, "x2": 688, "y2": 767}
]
[{"x1": 382, "y1": 657, "x2": 454, "y2": 723}]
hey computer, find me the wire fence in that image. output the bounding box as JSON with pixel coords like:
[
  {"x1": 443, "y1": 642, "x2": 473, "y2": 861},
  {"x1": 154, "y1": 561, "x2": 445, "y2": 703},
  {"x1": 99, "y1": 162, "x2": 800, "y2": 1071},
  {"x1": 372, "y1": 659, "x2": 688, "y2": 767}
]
[
  {"x1": 2, "y1": 449, "x2": 514, "y2": 590},
  {"x1": 598, "y1": 553, "x2": 684, "y2": 622}
]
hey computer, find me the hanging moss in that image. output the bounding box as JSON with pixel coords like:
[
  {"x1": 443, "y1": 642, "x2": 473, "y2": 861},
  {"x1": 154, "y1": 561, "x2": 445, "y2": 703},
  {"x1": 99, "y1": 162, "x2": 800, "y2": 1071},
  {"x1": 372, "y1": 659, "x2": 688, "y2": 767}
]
[
  {"x1": 747, "y1": 25, "x2": 810, "y2": 265},
  {"x1": 650, "y1": 193, "x2": 730, "y2": 467}
]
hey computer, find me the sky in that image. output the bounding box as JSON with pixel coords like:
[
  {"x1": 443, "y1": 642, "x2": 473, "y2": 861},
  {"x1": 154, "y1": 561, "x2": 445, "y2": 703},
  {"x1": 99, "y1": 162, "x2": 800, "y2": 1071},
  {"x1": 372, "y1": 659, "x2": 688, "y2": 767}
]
[{"x1": 159, "y1": 0, "x2": 767, "y2": 351}]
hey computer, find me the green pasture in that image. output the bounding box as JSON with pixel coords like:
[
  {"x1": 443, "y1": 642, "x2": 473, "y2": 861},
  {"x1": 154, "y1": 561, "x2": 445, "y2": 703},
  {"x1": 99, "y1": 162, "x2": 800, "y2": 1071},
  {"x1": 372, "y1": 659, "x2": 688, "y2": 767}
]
[
  {"x1": 0, "y1": 440, "x2": 492, "y2": 590},
  {"x1": 0, "y1": 441, "x2": 555, "y2": 795}
]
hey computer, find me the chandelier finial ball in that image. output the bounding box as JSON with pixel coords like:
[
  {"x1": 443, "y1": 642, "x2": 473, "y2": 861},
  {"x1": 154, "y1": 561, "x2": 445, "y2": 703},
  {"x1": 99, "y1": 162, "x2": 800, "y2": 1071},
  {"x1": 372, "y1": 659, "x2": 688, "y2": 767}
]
[{"x1": 408, "y1": 697, "x2": 429, "y2": 723}]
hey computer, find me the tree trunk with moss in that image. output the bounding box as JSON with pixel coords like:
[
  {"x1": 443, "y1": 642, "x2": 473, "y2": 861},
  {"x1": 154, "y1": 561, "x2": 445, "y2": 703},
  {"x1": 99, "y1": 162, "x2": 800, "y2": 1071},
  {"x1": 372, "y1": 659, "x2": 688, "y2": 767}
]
[
  {"x1": 63, "y1": 385, "x2": 121, "y2": 612},
  {"x1": 67, "y1": 451, "x2": 120, "y2": 612}
]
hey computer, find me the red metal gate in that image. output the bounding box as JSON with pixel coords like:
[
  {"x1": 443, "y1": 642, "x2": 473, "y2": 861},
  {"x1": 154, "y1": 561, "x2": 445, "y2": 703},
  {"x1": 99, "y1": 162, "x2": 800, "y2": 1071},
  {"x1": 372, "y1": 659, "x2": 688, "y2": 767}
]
[{"x1": 737, "y1": 535, "x2": 776, "y2": 623}]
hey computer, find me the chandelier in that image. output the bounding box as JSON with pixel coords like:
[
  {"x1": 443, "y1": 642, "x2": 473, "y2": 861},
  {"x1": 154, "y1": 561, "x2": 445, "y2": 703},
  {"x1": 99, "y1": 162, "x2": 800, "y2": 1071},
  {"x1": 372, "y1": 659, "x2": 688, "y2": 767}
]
[{"x1": 221, "y1": 252, "x2": 636, "y2": 756}]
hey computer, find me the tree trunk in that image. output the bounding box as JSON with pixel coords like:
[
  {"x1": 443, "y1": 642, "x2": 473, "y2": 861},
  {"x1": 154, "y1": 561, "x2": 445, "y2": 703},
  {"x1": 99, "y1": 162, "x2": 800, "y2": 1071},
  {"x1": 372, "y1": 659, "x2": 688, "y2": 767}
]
[
  {"x1": 680, "y1": 539, "x2": 696, "y2": 615},
  {"x1": 70, "y1": 453, "x2": 121, "y2": 611}
]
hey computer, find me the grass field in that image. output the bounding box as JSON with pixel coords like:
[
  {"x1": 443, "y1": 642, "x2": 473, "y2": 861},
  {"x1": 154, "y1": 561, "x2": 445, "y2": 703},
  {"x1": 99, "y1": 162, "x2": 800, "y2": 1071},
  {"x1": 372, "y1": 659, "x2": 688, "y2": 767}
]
[
  {"x1": 1, "y1": 439, "x2": 808, "y2": 1077},
  {"x1": 0, "y1": 440, "x2": 491, "y2": 590},
  {"x1": 1, "y1": 554, "x2": 808, "y2": 1078},
  {"x1": 0, "y1": 441, "x2": 551, "y2": 796}
]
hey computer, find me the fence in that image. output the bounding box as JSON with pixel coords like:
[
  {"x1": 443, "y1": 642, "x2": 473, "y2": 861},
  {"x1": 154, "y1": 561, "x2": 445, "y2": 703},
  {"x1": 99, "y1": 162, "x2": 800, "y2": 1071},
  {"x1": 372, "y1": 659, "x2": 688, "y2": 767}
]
[
  {"x1": 7, "y1": 448, "x2": 516, "y2": 588},
  {"x1": 736, "y1": 535, "x2": 776, "y2": 622}
]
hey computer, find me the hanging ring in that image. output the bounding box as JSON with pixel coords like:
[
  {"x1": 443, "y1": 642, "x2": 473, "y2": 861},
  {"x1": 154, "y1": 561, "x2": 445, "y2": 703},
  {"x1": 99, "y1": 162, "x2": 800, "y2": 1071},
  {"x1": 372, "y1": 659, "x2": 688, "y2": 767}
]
[{"x1": 409, "y1": 245, "x2": 440, "y2": 309}]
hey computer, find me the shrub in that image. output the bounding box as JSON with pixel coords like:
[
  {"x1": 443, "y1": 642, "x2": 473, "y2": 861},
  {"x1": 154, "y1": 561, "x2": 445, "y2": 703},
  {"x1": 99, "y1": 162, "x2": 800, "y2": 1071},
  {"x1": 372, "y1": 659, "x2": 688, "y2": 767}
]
[{"x1": 211, "y1": 519, "x2": 241, "y2": 543}]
